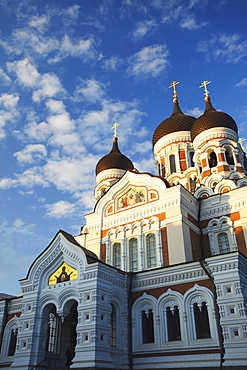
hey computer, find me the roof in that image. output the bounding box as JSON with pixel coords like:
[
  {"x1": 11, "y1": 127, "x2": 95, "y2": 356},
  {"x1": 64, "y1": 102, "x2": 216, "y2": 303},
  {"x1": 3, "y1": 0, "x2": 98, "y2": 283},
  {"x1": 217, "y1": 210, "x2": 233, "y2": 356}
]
[
  {"x1": 191, "y1": 97, "x2": 238, "y2": 141},
  {"x1": 152, "y1": 99, "x2": 196, "y2": 147},
  {"x1": 95, "y1": 137, "x2": 134, "y2": 175}
]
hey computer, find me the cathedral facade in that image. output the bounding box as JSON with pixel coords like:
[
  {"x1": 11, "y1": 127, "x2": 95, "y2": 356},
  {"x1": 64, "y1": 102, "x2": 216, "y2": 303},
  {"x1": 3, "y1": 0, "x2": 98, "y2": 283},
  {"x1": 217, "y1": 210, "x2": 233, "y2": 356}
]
[{"x1": 1, "y1": 83, "x2": 247, "y2": 370}]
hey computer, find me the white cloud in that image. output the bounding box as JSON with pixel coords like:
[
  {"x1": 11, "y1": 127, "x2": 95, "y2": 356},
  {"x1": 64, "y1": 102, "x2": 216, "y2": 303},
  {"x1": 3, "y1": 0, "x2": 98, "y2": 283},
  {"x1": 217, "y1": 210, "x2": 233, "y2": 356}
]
[
  {"x1": 134, "y1": 155, "x2": 155, "y2": 173},
  {"x1": 180, "y1": 16, "x2": 207, "y2": 30},
  {"x1": 197, "y1": 33, "x2": 247, "y2": 63},
  {"x1": 0, "y1": 93, "x2": 19, "y2": 109},
  {"x1": 132, "y1": 20, "x2": 157, "y2": 40},
  {"x1": 28, "y1": 14, "x2": 50, "y2": 33},
  {"x1": 14, "y1": 144, "x2": 47, "y2": 164},
  {"x1": 45, "y1": 99, "x2": 66, "y2": 114},
  {"x1": 102, "y1": 56, "x2": 122, "y2": 71},
  {"x1": 0, "y1": 68, "x2": 11, "y2": 85},
  {"x1": 0, "y1": 93, "x2": 20, "y2": 140},
  {"x1": 66, "y1": 4, "x2": 80, "y2": 18},
  {"x1": 44, "y1": 200, "x2": 76, "y2": 218},
  {"x1": 186, "y1": 107, "x2": 203, "y2": 117},
  {"x1": 23, "y1": 120, "x2": 51, "y2": 142},
  {"x1": 77, "y1": 190, "x2": 95, "y2": 210},
  {"x1": 234, "y1": 78, "x2": 247, "y2": 88},
  {"x1": 7, "y1": 58, "x2": 40, "y2": 87},
  {"x1": 127, "y1": 44, "x2": 169, "y2": 78},
  {"x1": 73, "y1": 79, "x2": 105, "y2": 103},
  {"x1": 0, "y1": 218, "x2": 35, "y2": 236},
  {"x1": 32, "y1": 73, "x2": 65, "y2": 102}
]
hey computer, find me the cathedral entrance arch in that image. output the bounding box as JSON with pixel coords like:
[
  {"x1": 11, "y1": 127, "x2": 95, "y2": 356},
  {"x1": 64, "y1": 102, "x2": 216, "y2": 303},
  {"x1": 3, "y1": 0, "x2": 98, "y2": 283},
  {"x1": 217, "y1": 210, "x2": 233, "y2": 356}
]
[{"x1": 35, "y1": 299, "x2": 78, "y2": 369}]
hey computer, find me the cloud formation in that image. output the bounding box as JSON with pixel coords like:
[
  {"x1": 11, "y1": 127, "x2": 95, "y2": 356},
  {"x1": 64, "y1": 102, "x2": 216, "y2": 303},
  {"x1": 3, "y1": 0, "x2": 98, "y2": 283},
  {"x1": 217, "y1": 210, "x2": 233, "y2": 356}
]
[{"x1": 127, "y1": 44, "x2": 169, "y2": 78}]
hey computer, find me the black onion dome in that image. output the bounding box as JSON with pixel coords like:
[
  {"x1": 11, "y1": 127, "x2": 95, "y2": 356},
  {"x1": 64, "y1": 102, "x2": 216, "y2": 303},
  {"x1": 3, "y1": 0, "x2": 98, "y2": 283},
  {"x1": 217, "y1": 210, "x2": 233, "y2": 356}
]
[
  {"x1": 96, "y1": 137, "x2": 134, "y2": 175},
  {"x1": 152, "y1": 98, "x2": 196, "y2": 147},
  {"x1": 191, "y1": 97, "x2": 238, "y2": 141}
]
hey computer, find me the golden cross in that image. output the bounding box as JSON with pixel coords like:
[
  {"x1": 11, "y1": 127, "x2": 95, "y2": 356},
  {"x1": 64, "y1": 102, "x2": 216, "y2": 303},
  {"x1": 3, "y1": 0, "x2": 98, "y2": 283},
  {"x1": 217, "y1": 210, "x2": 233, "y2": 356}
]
[
  {"x1": 111, "y1": 122, "x2": 120, "y2": 137},
  {"x1": 168, "y1": 81, "x2": 180, "y2": 98},
  {"x1": 199, "y1": 80, "x2": 211, "y2": 97},
  {"x1": 238, "y1": 138, "x2": 246, "y2": 150}
]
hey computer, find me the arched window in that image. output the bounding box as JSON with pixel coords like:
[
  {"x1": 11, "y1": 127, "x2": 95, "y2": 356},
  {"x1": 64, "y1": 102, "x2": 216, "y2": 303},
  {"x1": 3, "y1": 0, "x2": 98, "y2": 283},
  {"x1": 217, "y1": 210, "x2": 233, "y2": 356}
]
[
  {"x1": 225, "y1": 148, "x2": 234, "y2": 165},
  {"x1": 193, "y1": 302, "x2": 211, "y2": 339},
  {"x1": 46, "y1": 311, "x2": 58, "y2": 353},
  {"x1": 208, "y1": 152, "x2": 217, "y2": 168},
  {"x1": 217, "y1": 232, "x2": 230, "y2": 253},
  {"x1": 189, "y1": 151, "x2": 195, "y2": 167},
  {"x1": 129, "y1": 238, "x2": 138, "y2": 271},
  {"x1": 142, "y1": 309, "x2": 154, "y2": 343},
  {"x1": 146, "y1": 234, "x2": 157, "y2": 268},
  {"x1": 8, "y1": 328, "x2": 18, "y2": 356},
  {"x1": 166, "y1": 306, "x2": 181, "y2": 341},
  {"x1": 113, "y1": 242, "x2": 121, "y2": 269},
  {"x1": 110, "y1": 304, "x2": 117, "y2": 347},
  {"x1": 169, "y1": 155, "x2": 176, "y2": 174}
]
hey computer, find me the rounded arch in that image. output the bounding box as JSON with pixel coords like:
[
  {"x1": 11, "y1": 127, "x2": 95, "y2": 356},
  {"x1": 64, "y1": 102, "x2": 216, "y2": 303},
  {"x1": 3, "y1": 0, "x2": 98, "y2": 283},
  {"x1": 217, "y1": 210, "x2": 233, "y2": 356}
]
[
  {"x1": 214, "y1": 179, "x2": 236, "y2": 194},
  {"x1": 0, "y1": 316, "x2": 20, "y2": 359},
  {"x1": 194, "y1": 186, "x2": 213, "y2": 199},
  {"x1": 132, "y1": 293, "x2": 157, "y2": 348},
  {"x1": 183, "y1": 284, "x2": 217, "y2": 343}
]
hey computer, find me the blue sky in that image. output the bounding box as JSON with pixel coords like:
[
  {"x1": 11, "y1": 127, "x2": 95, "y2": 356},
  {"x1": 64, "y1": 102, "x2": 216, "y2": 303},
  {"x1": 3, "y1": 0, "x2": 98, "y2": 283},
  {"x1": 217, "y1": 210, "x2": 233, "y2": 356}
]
[{"x1": 0, "y1": 0, "x2": 247, "y2": 295}]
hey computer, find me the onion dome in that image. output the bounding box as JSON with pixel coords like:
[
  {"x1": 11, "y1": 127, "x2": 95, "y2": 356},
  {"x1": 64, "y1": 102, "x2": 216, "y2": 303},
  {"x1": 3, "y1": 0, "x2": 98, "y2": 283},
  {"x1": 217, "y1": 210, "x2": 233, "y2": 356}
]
[
  {"x1": 191, "y1": 96, "x2": 238, "y2": 141},
  {"x1": 152, "y1": 98, "x2": 196, "y2": 147},
  {"x1": 95, "y1": 137, "x2": 134, "y2": 175}
]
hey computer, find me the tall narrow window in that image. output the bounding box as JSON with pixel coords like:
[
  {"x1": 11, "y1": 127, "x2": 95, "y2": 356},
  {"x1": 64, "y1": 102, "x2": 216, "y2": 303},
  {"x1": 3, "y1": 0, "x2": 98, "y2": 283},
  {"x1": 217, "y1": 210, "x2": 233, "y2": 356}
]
[
  {"x1": 113, "y1": 242, "x2": 121, "y2": 269},
  {"x1": 46, "y1": 312, "x2": 58, "y2": 353},
  {"x1": 129, "y1": 238, "x2": 138, "y2": 271},
  {"x1": 225, "y1": 149, "x2": 234, "y2": 165},
  {"x1": 208, "y1": 152, "x2": 217, "y2": 168},
  {"x1": 169, "y1": 155, "x2": 176, "y2": 174},
  {"x1": 218, "y1": 232, "x2": 230, "y2": 253},
  {"x1": 8, "y1": 328, "x2": 18, "y2": 356},
  {"x1": 193, "y1": 302, "x2": 211, "y2": 339},
  {"x1": 190, "y1": 151, "x2": 195, "y2": 166},
  {"x1": 110, "y1": 304, "x2": 117, "y2": 347},
  {"x1": 166, "y1": 306, "x2": 181, "y2": 341},
  {"x1": 142, "y1": 309, "x2": 154, "y2": 343},
  {"x1": 146, "y1": 234, "x2": 157, "y2": 268}
]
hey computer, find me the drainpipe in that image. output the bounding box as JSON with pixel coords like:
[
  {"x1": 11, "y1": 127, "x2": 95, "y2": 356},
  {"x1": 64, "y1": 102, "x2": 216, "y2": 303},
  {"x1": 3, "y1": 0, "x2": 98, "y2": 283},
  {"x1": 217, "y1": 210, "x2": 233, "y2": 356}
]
[
  {"x1": 197, "y1": 198, "x2": 225, "y2": 368},
  {"x1": 128, "y1": 272, "x2": 133, "y2": 370}
]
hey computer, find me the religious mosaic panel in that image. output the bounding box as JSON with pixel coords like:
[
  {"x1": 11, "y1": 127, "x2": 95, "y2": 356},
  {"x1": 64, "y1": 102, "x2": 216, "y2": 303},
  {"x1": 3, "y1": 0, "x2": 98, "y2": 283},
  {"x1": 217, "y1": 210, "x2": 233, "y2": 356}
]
[
  {"x1": 117, "y1": 187, "x2": 146, "y2": 209},
  {"x1": 48, "y1": 262, "x2": 78, "y2": 285}
]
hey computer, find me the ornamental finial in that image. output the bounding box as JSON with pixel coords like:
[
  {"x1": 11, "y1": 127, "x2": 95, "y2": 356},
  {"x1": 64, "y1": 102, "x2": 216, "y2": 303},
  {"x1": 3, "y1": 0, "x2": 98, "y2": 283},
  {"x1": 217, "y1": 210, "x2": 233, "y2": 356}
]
[
  {"x1": 168, "y1": 81, "x2": 180, "y2": 101},
  {"x1": 200, "y1": 80, "x2": 211, "y2": 99},
  {"x1": 111, "y1": 122, "x2": 120, "y2": 138}
]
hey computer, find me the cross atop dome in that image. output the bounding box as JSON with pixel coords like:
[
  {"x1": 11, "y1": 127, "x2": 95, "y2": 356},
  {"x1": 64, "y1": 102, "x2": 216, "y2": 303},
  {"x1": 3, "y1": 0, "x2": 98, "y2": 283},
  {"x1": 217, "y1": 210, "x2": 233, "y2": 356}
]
[
  {"x1": 168, "y1": 81, "x2": 180, "y2": 101},
  {"x1": 200, "y1": 80, "x2": 211, "y2": 100},
  {"x1": 111, "y1": 122, "x2": 120, "y2": 138}
]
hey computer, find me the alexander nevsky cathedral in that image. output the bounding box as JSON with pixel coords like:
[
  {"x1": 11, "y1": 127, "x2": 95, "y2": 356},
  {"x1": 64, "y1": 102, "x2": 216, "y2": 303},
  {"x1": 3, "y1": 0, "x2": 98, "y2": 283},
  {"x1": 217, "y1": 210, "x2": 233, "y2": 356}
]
[{"x1": 1, "y1": 81, "x2": 247, "y2": 370}]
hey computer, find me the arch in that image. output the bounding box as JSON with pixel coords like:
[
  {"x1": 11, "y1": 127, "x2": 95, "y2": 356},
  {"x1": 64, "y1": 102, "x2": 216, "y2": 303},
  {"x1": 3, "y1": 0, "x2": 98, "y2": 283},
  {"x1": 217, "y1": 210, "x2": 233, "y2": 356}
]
[
  {"x1": 0, "y1": 316, "x2": 19, "y2": 359},
  {"x1": 183, "y1": 285, "x2": 216, "y2": 343},
  {"x1": 132, "y1": 293, "x2": 157, "y2": 348},
  {"x1": 158, "y1": 289, "x2": 183, "y2": 343},
  {"x1": 224, "y1": 146, "x2": 235, "y2": 165},
  {"x1": 208, "y1": 150, "x2": 217, "y2": 168},
  {"x1": 194, "y1": 186, "x2": 214, "y2": 199}
]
